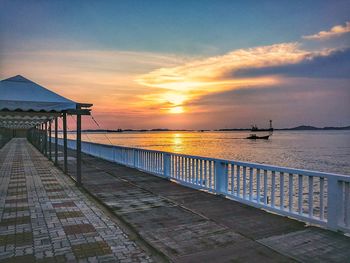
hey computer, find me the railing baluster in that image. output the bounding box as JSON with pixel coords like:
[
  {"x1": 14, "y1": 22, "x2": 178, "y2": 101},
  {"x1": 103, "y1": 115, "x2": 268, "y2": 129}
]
[
  {"x1": 231, "y1": 164, "x2": 235, "y2": 195},
  {"x1": 195, "y1": 159, "x2": 198, "y2": 185},
  {"x1": 264, "y1": 170, "x2": 268, "y2": 204},
  {"x1": 271, "y1": 171, "x2": 276, "y2": 207},
  {"x1": 181, "y1": 156, "x2": 183, "y2": 180},
  {"x1": 204, "y1": 160, "x2": 207, "y2": 187},
  {"x1": 345, "y1": 182, "x2": 349, "y2": 227},
  {"x1": 199, "y1": 159, "x2": 203, "y2": 185},
  {"x1": 236, "y1": 166, "x2": 241, "y2": 197},
  {"x1": 177, "y1": 156, "x2": 180, "y2": 179},
  {"x1": 256, "y1": 169, "x2": 260, "y2": 203},
  {"x1": 280, "y1": 172, "x2": 284, "y2": 210},
  {"x1": 209, "y1": 161, "x2": 213, "y2": 190},
  {"x1": 288, "y1": 173, "x2": 293, "y2": 212},
  {"x1": 298, "y1": 174, "x2": 303, "y2": 215},
  {"x1": 309, "y1": 176, "x2": 314, "y2": 217},
  {"x1": 243, "y1": 167, "x2": 247, "y2": 199},
  {"x1": 185, "y1": 157, "x2": 187, "y2": 181},
  {"x1": 249, "y1": 168, "x2": 253, "y2": 201},
  {"x1": 319, "y1": 177, "x2": 324, "y2": 220}
]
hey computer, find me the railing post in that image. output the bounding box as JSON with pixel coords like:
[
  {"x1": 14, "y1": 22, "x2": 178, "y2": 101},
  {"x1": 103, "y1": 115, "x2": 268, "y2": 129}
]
[
  {"x1": 76, "y1": 112, "x2": 82, "y2": 186},
  {"x1": 327, "y1": 176, "x2": 342, "y2": 230},
  {"x1": 215, "y1": 161, "x2": 227, "y2": 194},
  {"x1": 44, "y1": 121, "x2": 48, "y2": 157},
  {"x1": 54, "y1": 117, "x2": 58, "y2": 166},
  {"x1": 163, "y1": 153, "x2": 171, "y2": 179},
  {"x1": 63, "y1": 113, "x2": 68, "y2": 174},
  {"x1": 48, "y1": 120, "x2": 52, "y2": 160},
  {"x1": 133, "y1": 149, "x2": 137, "y2": 168}
]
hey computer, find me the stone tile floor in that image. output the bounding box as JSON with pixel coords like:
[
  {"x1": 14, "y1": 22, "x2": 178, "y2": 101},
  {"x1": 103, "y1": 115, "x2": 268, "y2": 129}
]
[{"x1": 0, "y1": 139, "x2": 153, "y2": 263}]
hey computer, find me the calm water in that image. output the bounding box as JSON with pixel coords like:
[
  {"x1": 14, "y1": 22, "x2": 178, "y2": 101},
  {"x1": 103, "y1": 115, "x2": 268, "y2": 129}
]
[{"x1": 69, "y1": 130, "x2": 350, "y2": 175}]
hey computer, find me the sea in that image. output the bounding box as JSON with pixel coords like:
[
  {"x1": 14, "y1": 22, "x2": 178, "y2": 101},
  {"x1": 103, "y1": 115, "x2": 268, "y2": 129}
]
[{"x1": 68, "y1": 130, "x2": 350, "y2": 175}]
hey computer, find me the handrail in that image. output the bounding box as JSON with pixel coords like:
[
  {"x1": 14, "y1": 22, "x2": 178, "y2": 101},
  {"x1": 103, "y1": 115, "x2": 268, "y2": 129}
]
[{"x1": 57, "y1": 138, "x2": 350, "y2": 233}]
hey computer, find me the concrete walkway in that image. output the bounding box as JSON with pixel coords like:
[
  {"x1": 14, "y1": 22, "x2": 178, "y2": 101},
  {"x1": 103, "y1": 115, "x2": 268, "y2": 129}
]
[
  {"x1": 0, "y1": 139, "x2": 153, "y2": 263},
  {"x1": 61, "y1": 144, "x2": 350, "y2": 262}
]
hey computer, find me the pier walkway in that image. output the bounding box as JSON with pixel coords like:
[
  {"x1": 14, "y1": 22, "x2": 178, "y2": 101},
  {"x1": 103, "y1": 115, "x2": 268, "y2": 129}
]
[
  {"x1": 0, "y1": 139, "x2": 153, "y2": 262},
  {"x1": 61, "y1": 143, "x2": 350, "y2": 262}
]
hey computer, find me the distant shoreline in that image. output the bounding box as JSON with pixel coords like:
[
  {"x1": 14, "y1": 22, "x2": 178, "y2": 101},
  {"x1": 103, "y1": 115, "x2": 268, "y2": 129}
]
[{"x1": 78, "y1": 125, "x2": 350, "y2": 133}]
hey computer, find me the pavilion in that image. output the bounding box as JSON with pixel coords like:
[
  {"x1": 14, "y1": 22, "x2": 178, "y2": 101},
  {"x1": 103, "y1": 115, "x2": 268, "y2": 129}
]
[{"x1": 0, "y1": 75, "x2": 92, "y2": 185}]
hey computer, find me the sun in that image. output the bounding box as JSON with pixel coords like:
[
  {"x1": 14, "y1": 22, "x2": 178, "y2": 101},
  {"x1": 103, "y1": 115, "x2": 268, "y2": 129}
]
[{"x1": 169, "y1": 106, "x2": 184, "y2": 114}]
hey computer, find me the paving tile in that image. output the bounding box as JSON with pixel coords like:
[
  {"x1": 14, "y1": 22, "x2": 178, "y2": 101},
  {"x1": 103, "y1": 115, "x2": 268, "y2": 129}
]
[
  {"x1": 0, "y1": 232, "x2": 33, "y2": 246},
  {"x1": 71, "y1": 241, "x2": 112, "y2": 259},
  {"x1": 0, "y1": 139, "x2": 152, "y2": 263},
  {"x1": 56, "y1": 211, "x2": 84, "y2": 219},
  {"x1": 63, "y1": 224, "x2": 96, "y2": 235},
  {"x1": 258, "y1": 228, "x2": 350, "y2": 263},
  {"x1": 52, "y1": 201, "x2": 76, "y2": 208},
  {"x1": 0, "y1": 216, "x2": 31, "y2": 226}
]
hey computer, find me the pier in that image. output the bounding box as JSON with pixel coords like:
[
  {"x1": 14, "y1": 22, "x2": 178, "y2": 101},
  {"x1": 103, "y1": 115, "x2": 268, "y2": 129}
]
[{"x1": 1, "y1": 138, "x2": 349, "y2": 262}]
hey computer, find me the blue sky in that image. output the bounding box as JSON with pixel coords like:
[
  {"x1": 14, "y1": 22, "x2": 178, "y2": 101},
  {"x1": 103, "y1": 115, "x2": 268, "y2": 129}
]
[
  {"x1": 2, "y1": 0, "x2": 349, "y2": 54},
  {"x1": 1, "y1": 0, "x2": 349, "y2": 128}
]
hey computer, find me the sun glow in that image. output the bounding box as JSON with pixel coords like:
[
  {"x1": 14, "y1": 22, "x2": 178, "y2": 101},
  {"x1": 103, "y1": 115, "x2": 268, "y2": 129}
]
[
  {"x1": 135, "y1": 43, "x2": 325, "y2": 116},
  {"x1": 169, "y1": 106, "x2": 184, "y2": 114}
]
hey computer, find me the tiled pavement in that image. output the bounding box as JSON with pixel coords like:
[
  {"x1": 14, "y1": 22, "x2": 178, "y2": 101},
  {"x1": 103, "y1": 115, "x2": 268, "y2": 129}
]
[{"x1": 0, "y1": 139, "x2": 153, "y2": 263}]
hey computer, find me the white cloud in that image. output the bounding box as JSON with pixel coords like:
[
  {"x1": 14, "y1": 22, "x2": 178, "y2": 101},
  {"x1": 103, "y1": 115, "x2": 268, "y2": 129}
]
[{"x1": 303, "y1": 21, "x2": 350, "y2": 40}]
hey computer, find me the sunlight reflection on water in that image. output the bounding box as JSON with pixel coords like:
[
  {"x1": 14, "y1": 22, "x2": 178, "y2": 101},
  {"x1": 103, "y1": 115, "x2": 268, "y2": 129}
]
[{"x1": 67, "y1": 130, "x2": 350, "y2": 175}]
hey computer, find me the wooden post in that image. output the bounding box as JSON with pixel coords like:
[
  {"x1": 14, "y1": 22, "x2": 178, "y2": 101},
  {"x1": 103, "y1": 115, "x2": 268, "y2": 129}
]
[
  {"x1": 63, "y1": 113, "x2": 68, "y2": 174},
  {"x1": 54, "y1": 117, "x2": 58, "y2": 165},
  {"x1": 76, "y1": 111, "x2": 82, "y2": 186},
  {"x1": 49, "y1": 121, "x2": 52, "y2": 160}
]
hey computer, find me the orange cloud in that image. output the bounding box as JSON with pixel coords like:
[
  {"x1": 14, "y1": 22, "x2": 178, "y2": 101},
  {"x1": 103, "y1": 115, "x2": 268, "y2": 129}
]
[
  {"x1": 303, "y1": 21, "x2": 350, "y2": 40},
  {"x1": 136, "y1": 43, "x2": 332, "y2": 114}
]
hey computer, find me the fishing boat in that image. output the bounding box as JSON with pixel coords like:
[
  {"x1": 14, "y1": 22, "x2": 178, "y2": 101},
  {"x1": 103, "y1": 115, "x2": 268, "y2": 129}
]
[{"x1": 246, "y1": 134, "x2": 270, "y2": 140}]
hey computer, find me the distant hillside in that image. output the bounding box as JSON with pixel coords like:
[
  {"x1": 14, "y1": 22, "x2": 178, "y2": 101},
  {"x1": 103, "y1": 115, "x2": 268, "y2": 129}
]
[{"x1": 280, "y1": 125, "x2": 350, "y2": 131}]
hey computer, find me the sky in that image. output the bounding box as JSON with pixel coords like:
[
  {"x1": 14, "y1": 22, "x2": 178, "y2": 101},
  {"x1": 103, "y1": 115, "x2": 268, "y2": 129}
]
[{"x1": 0, "y1": 0, "x2": 349, "y2": 129}]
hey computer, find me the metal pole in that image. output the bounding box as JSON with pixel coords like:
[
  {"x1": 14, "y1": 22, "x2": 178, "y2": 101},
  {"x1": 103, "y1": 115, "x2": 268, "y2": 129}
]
[
  {"x1": 76, "y1": 113, "x2": 82, "y2": 186},
  {"x1": 44, "y1": 122, "x2": 48, "y2": 157},
  {"x1": 63, "y1": 113, "x2": 68, "y2": 174},
  {"x1": 55, "y1": 117, "x2": 58, "y2": 165},
  {"x1": 36, "y1": 125, "x2": 40, "y2": 149},
  {"x1": 41, "y1": 123, "x2": 44, "y2": 153},
  {"x1": 49, "y1": 121, "x2": 52, "y2": 160}
]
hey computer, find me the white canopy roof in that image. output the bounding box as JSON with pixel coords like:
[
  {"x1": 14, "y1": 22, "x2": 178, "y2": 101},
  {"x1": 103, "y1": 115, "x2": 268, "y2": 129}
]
[
  {"x1": 0, "y1": 75, "x2": 85, "y2": 129},
  {"x1": 0, "y1": 75, "x2": 77, "y2": 112}
]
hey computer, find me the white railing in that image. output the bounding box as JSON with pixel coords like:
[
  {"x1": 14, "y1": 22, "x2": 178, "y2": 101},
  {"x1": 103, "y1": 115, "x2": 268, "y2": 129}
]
[{"x1": 58, "y1": 138, "x2": 350, "y2": 233}]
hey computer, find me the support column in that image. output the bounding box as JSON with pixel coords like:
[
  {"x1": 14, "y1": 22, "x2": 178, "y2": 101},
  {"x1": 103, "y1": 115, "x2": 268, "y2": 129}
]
[
  {"x1": 55, "y1": 117, "x2": 58, "y2": 165},
  {"x1": 41, "y1": 123, "x2": 44, "y2": 153},
  {"x1": 63, "y1": 113, "x2": 68, "y2": 174},
  {"x1": 49, "y1": 121, "x2": 52, "y2": 160},
  {"x1": 76, "y1": 112, "x2": 82, "y2": 186},
  {"x1": 44, "y1": 121, "x2": 48, "y2": 157}
]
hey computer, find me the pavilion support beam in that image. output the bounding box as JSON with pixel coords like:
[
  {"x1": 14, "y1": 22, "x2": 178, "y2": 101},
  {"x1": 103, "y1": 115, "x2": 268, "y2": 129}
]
[
  {"x1": 55, "y1": 117, "x2": 58, "y2": 166},
  {"x1": 63, "y1": 113, "x2": 68, "y2": 174},
  {"x1": 49, "y1": 121, "x2": 52, "y2": 160},
  {"x1": 41, "y1": 123, "x2": 44, "y2": 153},
  {"x1": 36, "y1": 125, "x2": 40, "y2": 150},
  {"x1": 76, "y1": 112, "x2": 82, "y2": 186},
  {"x1": 44, "y1": 122, "x2": 48, "y2": 157}
]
